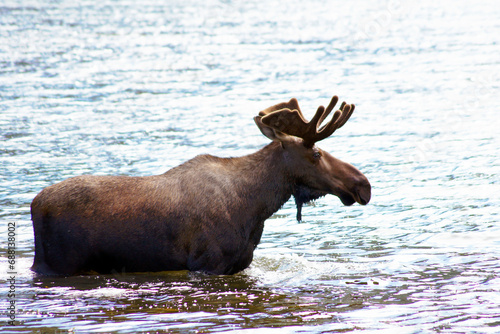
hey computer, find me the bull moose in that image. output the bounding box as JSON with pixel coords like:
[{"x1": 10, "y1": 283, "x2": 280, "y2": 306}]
[{"x1": 31, "y1": 95, "x2": 371, "y2": 276}]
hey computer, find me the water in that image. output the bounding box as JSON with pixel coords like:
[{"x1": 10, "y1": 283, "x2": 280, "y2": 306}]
[{"x1": 1, "y1": 0, "x2": 499, "y2": 332}]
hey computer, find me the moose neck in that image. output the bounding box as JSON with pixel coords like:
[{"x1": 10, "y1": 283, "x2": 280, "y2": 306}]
[{"x1": 231, "y1": 141, "x2": 293, "y2": 221}]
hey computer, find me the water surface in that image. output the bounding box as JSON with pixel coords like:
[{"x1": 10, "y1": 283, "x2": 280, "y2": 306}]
[{"x1": 1, "y1": 0, "x2": 499, "y2": 332}]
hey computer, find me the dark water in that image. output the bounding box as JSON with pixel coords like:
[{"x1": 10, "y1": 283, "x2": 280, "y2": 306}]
[{"x1": 1, "y1": 0, "x2": 499, "y2": 332}]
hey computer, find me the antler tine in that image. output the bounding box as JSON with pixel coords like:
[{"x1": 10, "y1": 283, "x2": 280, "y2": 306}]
[
  {"x1": 308, "y1": 105, "x2": 326, "y2": 132},
  {"x1": 324, "y1": 102, "x2": 354, "y2": 131},
  {"x1": 304, "y1": 109, "x2": 343, "y2": 145},
  {"x1": 336, "y1": 103, "x2": 355, "y2": 129},
  {"x1": 318, "y1": 95, "x2": 339, "y2": 126},
  {"x1": 309, "y1": 102, "x2": 355, "y2": 144},
  {"x1": 306, "y1": 95, "x2": 340, "y2": 134}
]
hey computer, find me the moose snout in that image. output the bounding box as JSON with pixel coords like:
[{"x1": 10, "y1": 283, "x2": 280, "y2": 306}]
[{"x1": 355, "y1": 178, "x2": 371, "y2": 205}]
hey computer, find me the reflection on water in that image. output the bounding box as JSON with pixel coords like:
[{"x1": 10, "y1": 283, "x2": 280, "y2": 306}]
[
  {"x1": 19, "y1": 267, "x2": 384, "y2": 332},
  {"x1": 1, "y1": 0, "x2": 499, "y2": 332}
]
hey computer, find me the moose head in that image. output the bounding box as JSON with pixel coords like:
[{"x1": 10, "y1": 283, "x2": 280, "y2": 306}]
[{"x1": 254, "y1": 96, "x2": 371, "y2": 220}]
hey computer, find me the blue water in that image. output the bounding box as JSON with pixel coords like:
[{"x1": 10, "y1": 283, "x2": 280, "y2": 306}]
[{"x1": 1, "y1": 0, "x2": 499, "y2": 332}]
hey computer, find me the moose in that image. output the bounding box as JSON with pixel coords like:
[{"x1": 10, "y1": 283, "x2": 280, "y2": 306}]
[{"x1": 31, "y1": 95, "x2": 371, "y2": 276}]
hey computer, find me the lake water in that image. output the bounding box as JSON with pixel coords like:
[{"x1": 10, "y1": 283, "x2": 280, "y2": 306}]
[{"x1": 1, "y1": 0, "x2": 499, "y2": 332}]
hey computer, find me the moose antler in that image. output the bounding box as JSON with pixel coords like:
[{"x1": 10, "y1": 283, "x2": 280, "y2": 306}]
[{"x1": 259, "y1": 95, "x2": 355, "y2": 147}]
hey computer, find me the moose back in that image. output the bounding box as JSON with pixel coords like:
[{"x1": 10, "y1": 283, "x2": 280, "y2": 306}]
[{"x1": 31, "y1": 95, "x2": 371, "y2": 275}]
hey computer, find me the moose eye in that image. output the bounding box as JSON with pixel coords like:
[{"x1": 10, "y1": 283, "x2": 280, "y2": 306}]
[{"x1": 312, "y1": 151, "x2": 322, "y2": 160}]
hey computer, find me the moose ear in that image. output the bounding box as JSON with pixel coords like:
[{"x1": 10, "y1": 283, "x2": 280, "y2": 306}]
[{"x1": 254, "y1": 116, "x2": 290, "y2": 142}]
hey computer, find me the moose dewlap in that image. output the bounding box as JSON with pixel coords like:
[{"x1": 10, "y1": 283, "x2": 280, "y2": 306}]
[{"x1": 31, "y1": 95, "x2": 371, "y2": 276}]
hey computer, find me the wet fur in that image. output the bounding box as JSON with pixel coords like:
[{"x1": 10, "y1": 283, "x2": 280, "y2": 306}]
[{"x1": 293, "y1": 184, "x2": 327, "y2": 221}]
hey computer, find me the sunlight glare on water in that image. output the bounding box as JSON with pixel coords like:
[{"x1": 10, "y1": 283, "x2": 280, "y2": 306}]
[{"x1": 1, "y1": 0, "x2": 499, "y2": 332}]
